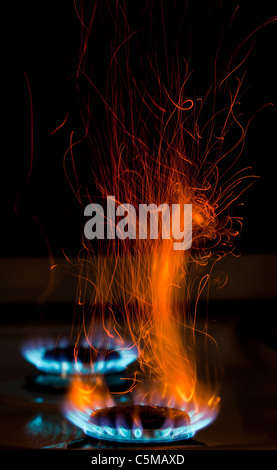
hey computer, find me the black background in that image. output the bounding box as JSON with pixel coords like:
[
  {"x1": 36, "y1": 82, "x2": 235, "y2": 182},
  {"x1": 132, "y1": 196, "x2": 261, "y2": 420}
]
[{"x1": 7, "y1": 0, "x2": 277, "y2": 258}]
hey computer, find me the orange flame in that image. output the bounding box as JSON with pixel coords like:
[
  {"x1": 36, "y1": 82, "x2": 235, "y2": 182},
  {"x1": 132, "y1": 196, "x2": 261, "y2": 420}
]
[{"x1": 64, "y1": 2, "x2": 276, "y2": 431}]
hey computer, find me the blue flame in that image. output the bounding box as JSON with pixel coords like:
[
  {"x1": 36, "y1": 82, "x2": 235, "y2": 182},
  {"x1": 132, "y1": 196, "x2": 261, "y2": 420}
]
[
  {"x1": 22, "y1": 338, "x2": 138, "y2": 376},
  {"x1": 64, "y1": 403, "x2": 215, "y2": 443}
]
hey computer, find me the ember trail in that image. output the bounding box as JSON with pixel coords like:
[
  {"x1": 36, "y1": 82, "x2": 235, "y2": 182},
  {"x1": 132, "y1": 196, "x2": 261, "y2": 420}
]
[{"x1": 61, "y1": 1, "x2": 265, "y2": 443}]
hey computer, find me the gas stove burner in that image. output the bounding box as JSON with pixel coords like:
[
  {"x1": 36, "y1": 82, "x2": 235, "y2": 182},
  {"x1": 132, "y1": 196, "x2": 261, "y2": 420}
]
[
  {"x1": 91, "y1": 405, "x2": 190, "y2": 429},
  {"x1": 42, "y1": 345, "x2": 121, "y2": 376},
  {"x1": 65, "y1": 403, "x2": 212, "y2": 444},
  {"x1": 89, "y1": 405, "x2": 193, "y2": 442},
  {"x1": 22, "y1": 337, "x2": 138, "y2": 377}
]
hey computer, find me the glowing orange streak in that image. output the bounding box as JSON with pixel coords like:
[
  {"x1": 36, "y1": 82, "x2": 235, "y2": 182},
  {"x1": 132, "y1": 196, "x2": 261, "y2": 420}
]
[
  {"x1": 144, "y1": 88, "x2": 167, "y2": 113},
  {"x1": 219, "y1": 46, "x2": 252, "y2": 89},
  {"x1": 75, "y1": 0, "x2": 97, "y2": 78},
  {"x1": 50, "y1": 264, "x2": 58, "y2": 270},
  {"x1": 170, "y1": 315, "x2": 218, "y2": 347},
  {"x1": 73, "y1": 0, "x2": 90, "y2": 30},
  {"x1": 61, "y1": 248, "x2": 73, "y2": 265},
  {"x1": 192, "y1": 274, "x2": 210, "y2": 341},
  {"x1": 163, "y1": 83, "x2": 194, "y2": 111},
  {"x1": 77, "y1": 67, "x2": 152, "y2": 154},
  {"x1": 63, "y1": 132, "x2": 82, "y2": 204},
  {"x1": 108, "y1": 31, "x2": 140, "y2": 74},
  {"x1": 220, "y1": 16, "x2": 277, "y2": 90},
  {"x1": 111, "y1": 374, "x2": 141, "y2": 396},
  {"x1": 107, "y1": 307, "x2": 124, "y2": 344},
  {"x1": 50, "y1": 113, "x2": 69, "y2": 135}
]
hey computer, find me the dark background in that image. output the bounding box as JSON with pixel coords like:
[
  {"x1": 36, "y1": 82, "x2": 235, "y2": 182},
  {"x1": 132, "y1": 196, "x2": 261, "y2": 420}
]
[{"x1": 7, "y1": 0, "x2": 277, "y2": 259}]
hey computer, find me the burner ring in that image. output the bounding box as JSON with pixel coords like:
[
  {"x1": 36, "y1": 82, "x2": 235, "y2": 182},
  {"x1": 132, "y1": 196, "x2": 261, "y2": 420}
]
[
  {"x1": 85, "y1": 405, "x2": 194, "y2": 443},
  {"x1": 22, "y1": 338, "x2": 138, "y2": 376},
  {"x1": 65, "y1": 400, "x2": 216, "y2": 443}
]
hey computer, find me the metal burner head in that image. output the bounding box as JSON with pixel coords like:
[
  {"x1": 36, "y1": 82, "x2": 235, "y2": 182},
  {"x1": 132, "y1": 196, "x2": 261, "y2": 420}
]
[
  {"x1": 87, "y1": 405, "x2": 194, "y2": 443},
  {"x1": 64, "y1": 403, "x2": 216, "y2": 444}
]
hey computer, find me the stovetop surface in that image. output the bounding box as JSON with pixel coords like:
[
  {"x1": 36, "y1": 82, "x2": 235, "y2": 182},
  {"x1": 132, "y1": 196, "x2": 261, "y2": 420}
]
[{"x1": 0, "y1": 313, "x2": 277, "y2": 451}]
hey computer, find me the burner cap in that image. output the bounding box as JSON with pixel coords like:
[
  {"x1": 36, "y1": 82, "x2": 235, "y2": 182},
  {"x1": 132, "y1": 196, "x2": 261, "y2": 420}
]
[
  {"x1": 80, "y1": 404, "x2": 194, "y2": 443},
  {"x1": 90, "y1": 404, "x2": 190, "y2": 430}
]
